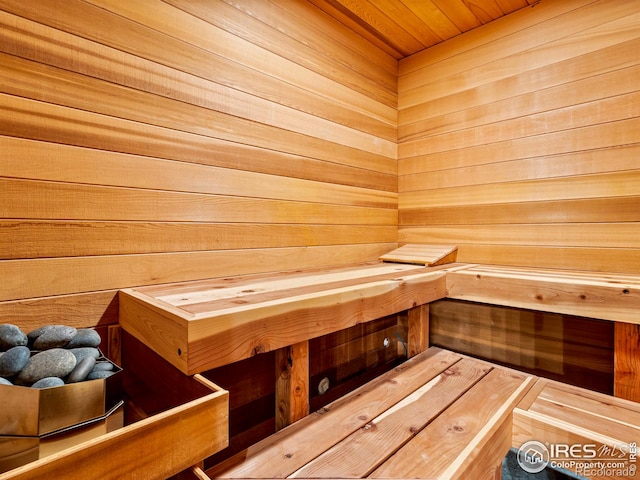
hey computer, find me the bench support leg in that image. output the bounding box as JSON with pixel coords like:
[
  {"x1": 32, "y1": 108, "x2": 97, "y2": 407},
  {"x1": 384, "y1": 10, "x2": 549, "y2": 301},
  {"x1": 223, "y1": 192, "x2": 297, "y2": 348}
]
[
  {"x1": 614, "y1": 322, "x2": 640, "y2": 401},
  {"x1": 407, "y1": 304, "x2": 429, "y2": 357},
  {"x1": 276, "y1": 341, "x2": 310, "y2": 430}
]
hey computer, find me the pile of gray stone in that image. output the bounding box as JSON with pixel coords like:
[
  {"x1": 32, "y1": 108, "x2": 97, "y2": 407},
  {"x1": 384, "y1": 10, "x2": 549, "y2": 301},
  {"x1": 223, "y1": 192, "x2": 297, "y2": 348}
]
[{"x1": 0, "y1": 324, "x2": 116, "y2": 388}]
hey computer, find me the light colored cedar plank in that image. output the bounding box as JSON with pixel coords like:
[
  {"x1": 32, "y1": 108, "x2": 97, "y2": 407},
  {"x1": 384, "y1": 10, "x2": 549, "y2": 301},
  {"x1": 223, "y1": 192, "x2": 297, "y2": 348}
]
[
  {"x1": 399, "y1": 196, "x2": 640, "y2": 226},
  {"x1": 2, "y1": 71, "x2": 396, "y2": 178},
  {"x1": 407, "y1": 304, "x2": 429, "y2": 357},
  {"x1": 0, "y1": 11, "x2": 396, "y2": 143},
  {"x1": 431, "y1": 0, "x2": 482, "y2": 33},
  {"x1": 399, "y1": 223, "x2": 640, "y2": 249},
  {"x1": 400, "y1": 116, "x2": 640, "y2": 173},
  {"x1": 127, "y1": 271, "x2": 447, "y2": 373},
  {"x1": 206, "y1": 348, "x2": 462, "y2": 478},
  {"x1": 400, "y1": 4, "x2": 640, "y2": 105},
  {"x1": 447, "y1": 414, "x2": 511, "y2": 480},
  {"x1": 529, "y1": 398, "x2": 640, "y2": 443},
  {"x1": 400, "y1": 60, "x2": 640, "y2": 139},
  {"x1": 445, "y1": 268, "x2": 640, "y2": 323},
  {"x1": 0, "y1": 0, "x2": 396, "y2": 128},
  {"x1": 615, "y1": 323, "x2": 640, "y2": 402},
  {"x1": 370, "y1": 368, "x2": 535, "y2": 478},
  {"x1": 515, "y1": 378, "x2": 551, "y2": 412},
  {"x1": 290, "y1": 357, "x2": 491, "y2": 478},
  {"x1": 265, "y1": 0, "x2": 397, "y2": 76},
  {"x1": 0, "y1": 137, "x2": 397, "y2": 202},
  {"x1": 399, "y1": 168, "x2": 640, "y2": 210},
  {"x1": 400, "y1": 89, "x2": 640, "y2": 162},
  {"x1": 452, "y1": 265, "x2": 640, "y2": 286},
  {"x1": 453, "y1": 244, "x2": 640, "y2": 275},
  {"x1": 133, "y1": 262, "x2": 417, "y2": 299},
  {"x1": 276, "y1": 341, "x2": 310, "y2": 431},
  {"x1": 400, "y1": 36, "x2": 640, "y2": 142},
  {"x1": 0, "y1": 221, "x2": 396, "y2": 259},
  {"x1": 306, "y1": 0, "x2": 405, "y2": 59},
  {"x1": 152, "y1": 263, "x2": 423, "y2": 308},
  {"x1": 0, "y1": 103, "x2": 397, "y2": 210},
  {"x1": 400, "y1": 0, "x2": 595, "y2": 75},
  {"x1": 0, "y1": 244, "x2": 396, "y2": 301},
  {"x1": 0, "y1": 178, "x2": 396, "y2": 225},
  {"x1": 0, "y1": 375, "x2": 228, "y2": 480},
  {"x1": 0, "y1": 50, "x2": 395, "y2": 163},
  {"x1": 0, "y1": 291, "x2": 119, "y2": 331},
  {"x1": 163, "y1": 0, "x2": 397, "y2": 106},
  {"x1": 540, "y1": 381, "x2": 640, "y2": 427}
]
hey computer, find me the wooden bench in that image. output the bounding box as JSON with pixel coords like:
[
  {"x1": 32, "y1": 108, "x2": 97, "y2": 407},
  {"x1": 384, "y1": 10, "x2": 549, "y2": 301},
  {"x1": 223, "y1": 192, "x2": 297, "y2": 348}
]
[
  {"x1": 119, "y1": 262, "x2": 456, "y2": 375},
  {"x1": 204, "y1": 347, "x2": 536, "y2": 480},
  {"x1": 513, "y1": 378, "x2": 640, "y2": 480}
]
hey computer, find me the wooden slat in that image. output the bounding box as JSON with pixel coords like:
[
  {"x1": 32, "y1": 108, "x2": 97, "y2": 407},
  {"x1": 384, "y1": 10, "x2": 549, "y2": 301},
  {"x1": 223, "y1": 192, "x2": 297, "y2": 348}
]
[
  {"x1": 0, "y1": 178, "x2": 396, "y2": 225},
  {"x1": 0, "y1": 221, "x2": 396, "y2": 259},
  {"x1": 400, "y1": 61, "x2": 640, "y2": 140},
  {"x1": 399, "y1": 3, "x2": 640, "y2": 104},
  {"x1": 399, "y1": 195, "x2": 640, "y2": 226},
  {"x1": 615, "y1": 323, "x2": 640, "y2": 402},
  {"x1": 446, "y1": 265, "x2": 640, "y2": 323},
  {"x1": 290, "y1": 357, "x2": 491, "y2": 478},
  {"x1": 513, "y1": 378, "x2": 640, "y2": 480},
  {"x1": 399, "y1": 223, "x2": 640, "y2": 249},
  {"x1": 0, "y1": 93, "x2": 395, "y2": 182},
  {"x1": 163, "y1": 0, "x2": 397, "y2": 107},
  {"x1": 0, "y1": 244, "x2": 396, "y2": 301},
  {"x1": 0, "y1": 12, "x2": 395, "y2": 143},
  {"x1": 207, "y1": 348, "x2": 463, "y2": 478},
  {"x1": 369, "y1": 368, "x2": 535, "y2": 478},
  {"x1": 400, "y1": 168, "x2": 640, "y2": 210},
  {"x1": 0, "y1": 1, "x2": 396, "y2": 129}
]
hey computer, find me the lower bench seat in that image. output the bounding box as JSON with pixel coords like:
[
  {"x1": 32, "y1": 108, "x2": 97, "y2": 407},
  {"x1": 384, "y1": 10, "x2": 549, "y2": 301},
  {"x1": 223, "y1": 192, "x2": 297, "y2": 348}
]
[
  {"x1": 206, "y1": 347, "x2": 536, "y2": 479},
  {"x1": 513, "y1": 378, "x2": 640, "y2": 480}
]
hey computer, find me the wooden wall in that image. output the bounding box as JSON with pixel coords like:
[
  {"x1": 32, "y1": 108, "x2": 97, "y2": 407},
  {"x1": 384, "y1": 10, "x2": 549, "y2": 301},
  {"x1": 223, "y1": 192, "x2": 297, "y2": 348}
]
[
  {"x1": 430, "y1": 299, "x2": 614, "y2": 394},
  {"x1": 398, "y1": 0, "x2": 640, "y2": 273},
  {"x1": 0, "y1": 0, "x2": 398, "y2": 330}
]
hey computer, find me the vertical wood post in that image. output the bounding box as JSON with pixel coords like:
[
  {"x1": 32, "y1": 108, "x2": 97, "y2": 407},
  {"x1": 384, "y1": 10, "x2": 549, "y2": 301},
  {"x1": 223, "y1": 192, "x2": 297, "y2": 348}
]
[
  {"x1": 614, "y1": 322, "x2": 640, "y2": 401},
  {"x1": 276, "y1": 341, "x2": 309, "y2": 430},
  {"x1": 108, "y1": 324, "x2": 122, "y2": 366},
  {"x1": 407, "y1": 304, "x2": 429, "y2": 357}
]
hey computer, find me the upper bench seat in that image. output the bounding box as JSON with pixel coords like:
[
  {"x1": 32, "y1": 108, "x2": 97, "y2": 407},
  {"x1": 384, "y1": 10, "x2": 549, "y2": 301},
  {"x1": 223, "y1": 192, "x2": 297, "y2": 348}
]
[{"x1": 119, "y1": 262, "x2": 453, "y2": 374}]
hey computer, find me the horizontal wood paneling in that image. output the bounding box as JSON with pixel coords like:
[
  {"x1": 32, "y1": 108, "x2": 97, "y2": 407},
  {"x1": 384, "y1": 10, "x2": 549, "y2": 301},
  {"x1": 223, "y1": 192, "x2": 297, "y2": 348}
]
[
  {"x1": 398, "y1": 0, "x2": 640, "y2": 273},
  {"x1": 430, "y1": 299, "x2": 614, "y2": 393},
  {"x1": 0, "y1": 1, "x2": 398, "y2": 323}
]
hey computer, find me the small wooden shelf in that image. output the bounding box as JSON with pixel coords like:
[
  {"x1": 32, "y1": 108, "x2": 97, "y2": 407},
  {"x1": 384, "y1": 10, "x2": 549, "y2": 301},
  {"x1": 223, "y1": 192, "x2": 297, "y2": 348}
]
[{"x1": 380, "y1": 244, "x2": 458, "y2": 266}]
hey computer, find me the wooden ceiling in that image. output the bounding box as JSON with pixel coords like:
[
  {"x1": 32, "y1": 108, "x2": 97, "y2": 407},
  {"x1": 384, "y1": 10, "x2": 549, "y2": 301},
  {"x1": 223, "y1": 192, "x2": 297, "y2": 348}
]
[{"x1": 310, "y1": 0, "x2": 537, "y2": 59}]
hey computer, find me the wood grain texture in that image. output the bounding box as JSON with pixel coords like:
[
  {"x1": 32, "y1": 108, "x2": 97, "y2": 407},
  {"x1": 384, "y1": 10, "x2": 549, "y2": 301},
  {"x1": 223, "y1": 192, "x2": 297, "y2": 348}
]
[
  {"x1": 513, "y1": 378, "x2": 640, "y2": 479},
  {"x1": 614, "y1": 323, "x2": 640, "y2": 402},
  {"x1": 0, "y1": 0, "x2": 397, "y2": 320},
  {"x1": 446, "y1": 265, "x2": 640, "y2": 324},
  {"x1": 207, "y1": 348, "x2": 464, "y2": 478},
  {"x1": 398, "y1": 0, "x2": 640, "y2": 273},
  {"x1": 119, "y1": 264, "x2": 447, "y2": 373}
]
